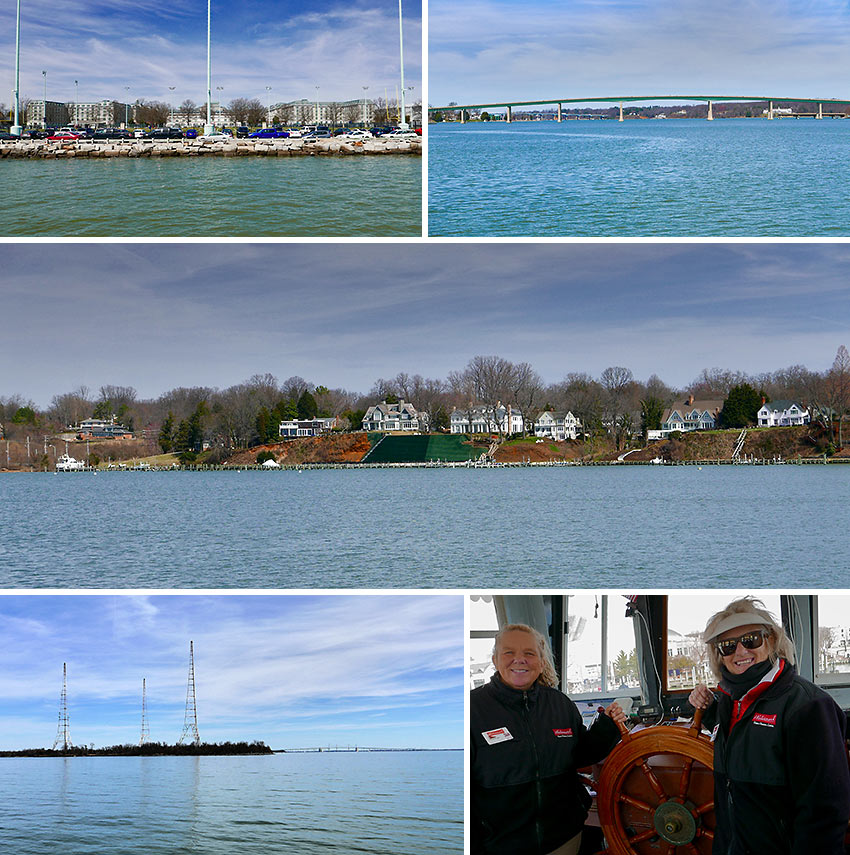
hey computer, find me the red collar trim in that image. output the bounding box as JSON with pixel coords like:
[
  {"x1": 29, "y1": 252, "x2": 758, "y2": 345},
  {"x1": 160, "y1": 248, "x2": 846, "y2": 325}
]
[{"x1": 728, "y1": 659, "x2": 785, "y2": 730}]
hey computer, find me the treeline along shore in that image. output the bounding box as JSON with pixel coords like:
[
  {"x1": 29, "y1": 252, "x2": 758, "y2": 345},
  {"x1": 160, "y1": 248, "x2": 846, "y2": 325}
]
[
  {"x1": 0, "y1": 136, "x2": 421, "y2": 159},
  {"x1": 0, "y1": 741, "x2": 273, "y2": 757}
]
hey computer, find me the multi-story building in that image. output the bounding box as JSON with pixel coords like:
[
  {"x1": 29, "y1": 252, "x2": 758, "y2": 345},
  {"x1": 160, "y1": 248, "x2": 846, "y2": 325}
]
[
  {"x1": 534, "y1": 410, "x2": 581, "y2": 441},
  {"x1": 756, "y1": 400, "x2": 810, "y2": 427},
  {"x1": 69, "y1": 101, "x2": 131, "y2": 128},
  {"x1": 271, "y1": 99, "x2": 375, "y2": 126},
  {"x1": 279, "y1": 417, "x2": 337, "y2": 438},
  {"x1": 362, "y1": 400, "x2": 426, "y2": 432},
  {"x1": 25, "y1": 100, "x2": 68, "y2": 128},
  {"x1": 450, "y1": 404, "x2": 524, "y2": 436}
]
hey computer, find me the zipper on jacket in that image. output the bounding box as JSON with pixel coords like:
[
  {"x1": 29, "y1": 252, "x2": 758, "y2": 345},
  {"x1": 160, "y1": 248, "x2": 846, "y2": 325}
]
[{"x1": 522, "y1": 692, "x2": 544, "y2": 852}]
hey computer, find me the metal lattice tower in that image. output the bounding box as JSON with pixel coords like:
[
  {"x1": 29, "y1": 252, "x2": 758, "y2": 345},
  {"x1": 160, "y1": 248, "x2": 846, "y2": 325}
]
[
  {"x1": 52, "y1": 662, "x2": 72, "y2": 751},
  {"x1": 140, "y1": 677, "x2": 150, "y2": 746},
  {"x1": 178, "y1": 641, "x2": 200, "y2": 746}
]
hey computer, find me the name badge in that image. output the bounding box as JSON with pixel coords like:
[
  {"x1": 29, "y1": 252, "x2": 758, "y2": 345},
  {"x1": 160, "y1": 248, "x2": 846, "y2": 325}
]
[
  {"x1": 482, "y1": 727, "x2": 513, "y2": 745},
  {"x1": 753, "y1": 713, "x2": 777, "y2": 728},
  {"x1": 552, "y1": 728, "x2": 573, "y2": 738}
]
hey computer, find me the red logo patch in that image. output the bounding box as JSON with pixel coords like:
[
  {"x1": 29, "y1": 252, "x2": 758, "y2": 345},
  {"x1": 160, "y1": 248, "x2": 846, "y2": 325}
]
[
  {"x1": 753, "y1": 713, "x2": 777, "y2": 727},
  {"x1": 552, "y1": 728, "x2": 573, "y2": 738}
]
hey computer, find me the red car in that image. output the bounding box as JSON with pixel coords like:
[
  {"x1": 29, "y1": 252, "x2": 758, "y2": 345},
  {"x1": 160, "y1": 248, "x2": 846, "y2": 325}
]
[{"x1": 48, "y1": 129, "x2": 82, "y2": 141}]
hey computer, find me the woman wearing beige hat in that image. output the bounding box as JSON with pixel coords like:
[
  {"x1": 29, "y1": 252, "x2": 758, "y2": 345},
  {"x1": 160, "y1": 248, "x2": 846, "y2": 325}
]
[{"x1": 688, "y1": 597, "x2": 850, "y2": 854}]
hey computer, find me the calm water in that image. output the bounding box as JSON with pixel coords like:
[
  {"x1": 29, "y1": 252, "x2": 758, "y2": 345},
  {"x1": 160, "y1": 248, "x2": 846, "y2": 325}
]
[
  {"x1": 428, "y1": 119, "x2": 850, "y2": 236},
  {"x1": 1, "y1": 752, "x2": 461, "y2": 854},
  {"x1": 1, "y1": 156, "x2": 421, "y2": 236},
  {"x1": 2, "y1": 467, "x2": 849, "y2": 587}
]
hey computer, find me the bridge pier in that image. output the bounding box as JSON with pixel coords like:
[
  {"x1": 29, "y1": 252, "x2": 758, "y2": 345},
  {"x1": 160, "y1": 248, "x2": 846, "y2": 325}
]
[
  {"x1": 817, "y1": 102, "x2": 823, "y2": 119},
  {"x1": 506, "y1": 105, "x2": 512, "y2": 123},
  {"x1": 618, "y1": 102, "x2": 624, "y2": 122},
  {"x1": 460, "y1": 110, "x2": 465, "y2": 124},
  {"x1": 706, "y1": 100, "x2": 713, "y2": 121},
  {"x1": 557, "y1": 103, "x2": 562, "y2": 123},
  {"x1": 768, "y1": 100, "x2": 774, "y2": 120}
]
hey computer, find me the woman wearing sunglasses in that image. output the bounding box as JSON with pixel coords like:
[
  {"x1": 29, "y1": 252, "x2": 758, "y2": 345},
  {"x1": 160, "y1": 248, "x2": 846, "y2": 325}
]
[{"x1": 688, "y1": 597, "x2": 850, "y2": 855}]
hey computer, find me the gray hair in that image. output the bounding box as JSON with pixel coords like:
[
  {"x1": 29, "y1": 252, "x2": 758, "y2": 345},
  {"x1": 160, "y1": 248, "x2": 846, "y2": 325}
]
[{"x1": 492, "y1": 623, "x2": 559, "y2": 688}]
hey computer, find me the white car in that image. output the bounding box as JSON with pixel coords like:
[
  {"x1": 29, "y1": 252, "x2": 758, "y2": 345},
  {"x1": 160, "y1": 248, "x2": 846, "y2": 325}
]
[
  {"x1": 341, "y1": 129, "x2": 373, "y2": 141},
  {"x1": 384, "y1": 129, "x2": 418, "y2": 140}
]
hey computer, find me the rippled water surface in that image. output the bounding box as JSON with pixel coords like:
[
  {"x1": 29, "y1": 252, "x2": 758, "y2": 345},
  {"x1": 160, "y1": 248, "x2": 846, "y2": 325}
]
[
  {"x1": 2, "y1": 467, "x2": 848, "y2": 587},
  {"x1": 1, "y1": 752, "x2": 461, "y2": 854},
  {"x1": 1, "y1": 156, "x2": 421, "y2": 236},
  {"x1": 428, "y1": 119, "x2": 850, "y2": 236}
]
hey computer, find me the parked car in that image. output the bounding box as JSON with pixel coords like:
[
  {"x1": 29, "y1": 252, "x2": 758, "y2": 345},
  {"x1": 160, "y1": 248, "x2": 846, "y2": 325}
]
[
  {"x1": 235, "y1": 126, "x2": 250, "y2": 138},
  {"x1": 248, "y1": 128, "x2": 289, "y2": 138},
  {"x1": 48, "y1": 129, "x2": 82, "y2": 140},
  {"x1": 185, "y1": 128, "x2": 198, "y2": 139},
  {"x1": 369, "y1": 126, "x2": 392, "y2": 137},
  {"x1": 384, "y1": 129, "x2": 418, "y2": 140},
  {"x1": 339, "y1": 129, "x2": 373, "y2": 141},
  {"x1": 0, "y1": 132, "x2": 16, "y2": 141},
  {"x1": 151, "y1": 127, "x2": 184, "y2": 139},
  {"x1": 303, "y1": 130, "x2": 332, "y2": 139}
]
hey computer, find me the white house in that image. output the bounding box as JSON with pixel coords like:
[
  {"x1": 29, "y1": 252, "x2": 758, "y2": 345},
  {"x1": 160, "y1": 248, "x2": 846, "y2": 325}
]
[
  {"x1": 534, "y1": 410, "x2": 580, "y2": 441},
  {"x1": 450, "y1": 404, "x2": 524, "y2": 435},
  {"x1": 279, "y1": 417, "x2": 337, "y2": 438},
  {"x1": 757, "y1": 400, "x2": 810, "y2": 427},
  {"x1": 657, "y1": 395, "x2": 723, "y2": 438},
  {"x1": 362, "y1": 400, "x2": 426, "y2": 432}
]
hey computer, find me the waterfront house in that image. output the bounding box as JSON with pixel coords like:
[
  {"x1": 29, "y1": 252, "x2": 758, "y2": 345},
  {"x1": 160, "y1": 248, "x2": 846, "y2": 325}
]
[
  {"x1": 279, "y1": 417, "x2": 338, "y2": 438},
  {"x1": 656, "y1": 395, "x2": 723, "y2": 438},
  {"x1": 534, "y1": 410, "x2": 580, "y2": 441},
  {"x1": 73, "y1": 417, "x2": 133, "y2": 439},
  {"x1": 362, "y1": 400, "x2": 426, "y2": 432},
  {"x1": 756, "y1": 400, "x2": 810, "y2": 427},
  {"x1": 450, "y1": 403, "x2": 524, "y2": 436}
]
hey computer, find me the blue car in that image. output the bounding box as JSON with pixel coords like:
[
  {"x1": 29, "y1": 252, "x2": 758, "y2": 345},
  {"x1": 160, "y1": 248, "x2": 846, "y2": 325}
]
[
  {"x1": 185, "y1": 129, "x2": 198, "y2": 139},
  {"x1": 248, "y1": 128, "x2": 290, "y2": 139}
]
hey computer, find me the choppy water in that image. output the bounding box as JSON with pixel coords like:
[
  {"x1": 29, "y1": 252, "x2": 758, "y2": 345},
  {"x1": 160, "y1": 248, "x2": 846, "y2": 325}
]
[
  {"x1": 0, "y1": 156, "x2": 421, "y2": 236},
  {"x1": 2, "y1": 467, "x2": 848, "y2": 587},
  {"x1": 428, "y1": 119, "x2": 850, "y2": 236},
  {"x1": 0, "y1": 751, "x2": 461, "y2": 854}
]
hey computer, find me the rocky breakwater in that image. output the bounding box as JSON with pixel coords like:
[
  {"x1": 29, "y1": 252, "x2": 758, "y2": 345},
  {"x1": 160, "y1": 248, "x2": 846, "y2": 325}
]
[{"x1": 0, "y1": 135, "x2": 422, "y2": 159}]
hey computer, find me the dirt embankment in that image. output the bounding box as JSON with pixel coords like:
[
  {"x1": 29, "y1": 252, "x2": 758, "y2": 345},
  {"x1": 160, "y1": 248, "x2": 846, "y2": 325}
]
[
  {"x1": 225, "y1": 433, "x2": 372, "y2": 465},
  {"x1": 492, "y1": 425, "x2": 834, "y2": 464}
]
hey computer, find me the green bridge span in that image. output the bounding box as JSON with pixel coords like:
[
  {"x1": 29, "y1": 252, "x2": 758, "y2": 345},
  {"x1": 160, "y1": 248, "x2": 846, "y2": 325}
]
[{"x1": 428, "y1": 95, "x2": 850, "y2": 122}]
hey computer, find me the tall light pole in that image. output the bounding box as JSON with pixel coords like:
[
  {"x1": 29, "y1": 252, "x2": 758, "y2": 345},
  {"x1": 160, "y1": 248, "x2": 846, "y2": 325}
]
[
  {"x1": 362, "y1": 85, "x2": 369, "y2": 128},
  {"x1": 204, "y1": 0, "x2": 213, "y2": 135},
  {"x1": 314, "y1": 85, "x2": 320, "y2": 125},
  {"x1": 124, "y1": 85, "x2": 130, "y2": 128},
  {"x1": 397, "y1": 0, "x2": 408, "y2": 129},
  {"x1": 73, "y1": 79, "x2": 78, "y2": 126},
  {"x1": 265, "y1": 85, "x2": 272, "y2": 126},
  {"x1": 11, "y1": 0, "x2": 22, "y2": 135},
  {"x1": 169, "y1": 86, "x2": 176, "y2": 126},
  {"x1": 42, "y1": 70, "x2": 47, "y2": 128}
]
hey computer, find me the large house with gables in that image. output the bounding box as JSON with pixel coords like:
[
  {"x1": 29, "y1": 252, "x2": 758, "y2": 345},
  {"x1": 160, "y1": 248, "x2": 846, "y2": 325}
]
[
  {"x1": 279, "y1": 417, "x2": 338, "y2": 438},
  {"x1": 650, "y1": 395, "x2": 724, "y2": 439},
  {"x1": 534, "y1": 410, "x2": 581, "y2": 441},
  {"x1": 450, "y1": 404, "x2": 524, "y2": 435},
  {"x1": 362, "y1": 400, "x2": 427, "y2": 432},
  {"x1": 757, "y1": 400, "x2": 810, "y2": 427}
]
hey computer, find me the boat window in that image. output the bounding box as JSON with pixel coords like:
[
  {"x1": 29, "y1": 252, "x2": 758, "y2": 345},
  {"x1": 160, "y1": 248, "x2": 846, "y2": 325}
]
[
  {"x1": 665, "y1": 593, "x2": 782, "y2": 692},
  {"x1": 469, "y1": 594, "x2": 499, "y2": 690},
  {"x1": 814, "y1": 595, "x2": 850, "y2": 686}
]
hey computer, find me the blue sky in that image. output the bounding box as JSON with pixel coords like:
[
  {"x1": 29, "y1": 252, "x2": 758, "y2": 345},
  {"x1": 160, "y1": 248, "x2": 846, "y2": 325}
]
[
  {"x1": 1, "y1": 0, "x2": 420, "y2": 109},
  {"x1": 3, "y1": 243, "x2": 850, "y2": 407},
  {"x1": 429, "y1": 0, "x2": 850, "y2": 106},
  {"x1": 0, "y1": 594, "x2": 463, "y2": 751}
]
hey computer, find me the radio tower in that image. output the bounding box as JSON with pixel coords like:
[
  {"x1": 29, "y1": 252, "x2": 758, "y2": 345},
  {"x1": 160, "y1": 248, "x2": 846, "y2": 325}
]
[
  {"x1": 52, "y1": 662, "x2": 72, "y2": 751},
  {"x1": 140, "y1": 678, "x2": 150, "y2": 746},
  {"x1": 178, "y1": 641, "x2": 200, "y2": 746}
]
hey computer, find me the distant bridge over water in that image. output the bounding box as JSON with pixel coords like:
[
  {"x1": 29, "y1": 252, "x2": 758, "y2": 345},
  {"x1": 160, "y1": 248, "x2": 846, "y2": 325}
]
[{"x1": 428, "y1": 95, "x2": 850, "y2": 122}]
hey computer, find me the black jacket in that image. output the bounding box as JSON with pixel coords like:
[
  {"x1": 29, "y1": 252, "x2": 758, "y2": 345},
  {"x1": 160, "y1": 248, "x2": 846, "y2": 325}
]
[
  {"x1": 470, "y1": 674, "x2": 620, "y2": 855},
  {"x1": 698, "y1": 659, "x2": 850, "y2": 855}
]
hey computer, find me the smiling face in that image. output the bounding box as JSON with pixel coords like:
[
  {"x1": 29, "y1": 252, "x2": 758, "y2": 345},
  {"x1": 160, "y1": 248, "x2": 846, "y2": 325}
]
[
  {"x1": 716, "y1": 623, "x2": 772, "y2": 675},
  {"x1": 493, "y1": 629, "x2": 543, "y2": 691}
]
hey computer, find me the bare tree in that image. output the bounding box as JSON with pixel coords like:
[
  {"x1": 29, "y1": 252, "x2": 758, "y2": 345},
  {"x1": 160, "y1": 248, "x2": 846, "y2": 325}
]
[
  {"x1": 275, "y1": 103, "x2": 294, "y2": 126},
  {"x1": 245, "y1": 98, "x2": 266, "y2": 126},
  {"x1": 601, "y1": 366, "x2": 636, "y2": 449},
  {"x1": 508, "y1": 362, "x2": 543, "y2": 435},
  {"x1": 464, "y1": 355, "x2": 517, "y2": 437},
  {"x1": 227, "y1": 98, "x2": 251, "y2": 124},
  {"x1": 326, "y1": 102, "x2": 343, "y2": 126},
  {"x1": 559, "y1": 373, "x2": 604, "y2": 439},
  {"x1": 297, "y1": 103, "x2": 313, "y2": 125},
  {"x1": 828, "y1": 345, "x2": 850, "y2": 448},
  {"x1": 49, "y1": 386, "x2": 93, "y2": 427},
  {"x1": 179, "y1": 99, "x2": 197, "y2": 125},
  {"x1": 134, "y1": 100, "x2": 170, "y2": 127},
  {"x1": 688, "y1": 367, "x2": 748, "y2": 399},
  {"x1": 343, "y1": 102, "x2": 360, "y2": 125}
]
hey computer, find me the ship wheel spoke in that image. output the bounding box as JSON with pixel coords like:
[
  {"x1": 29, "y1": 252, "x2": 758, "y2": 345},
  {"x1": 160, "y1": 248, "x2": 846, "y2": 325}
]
[
  {"x1": 625, "y1": 827, "x2": 658, "y2": 845},
  {"x1": 696, "y1": 827, "x2": 715, "y2": 841},
  {"x1": 677, "y1": 757, "x2": 693, "y2": 799},
  {"x1": 695, "y1": 800, "x2": 714, "y2": 816},
  {"x1": 637, "y1": 758, "x2": 667, "y2": 801},
  {"x1": 619, "y1": 792, "x2": 654, "y2": 814}
]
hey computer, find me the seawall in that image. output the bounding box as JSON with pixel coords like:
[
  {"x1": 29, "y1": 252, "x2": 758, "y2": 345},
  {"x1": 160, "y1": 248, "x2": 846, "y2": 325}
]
[{"x1": 0, "y1": 136, "x2": 421, "y2": 159}]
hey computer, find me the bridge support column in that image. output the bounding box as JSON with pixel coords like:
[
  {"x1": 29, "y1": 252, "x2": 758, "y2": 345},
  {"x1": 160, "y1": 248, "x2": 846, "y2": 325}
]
[
  {"x1": 768, "y1": 100, "x2": 774, "y2": 120},
  {"x1": 506, "y1": 105, "x2": 512, "y2": 123},
  {"x1": 460, "y1": 110, "x2": 465, "y2": 124},
  {"x1": 817, "y1": 102, "x2": 823, "y2": 119},
  {"x1": 618, "y1": 102, "x2": 624, "y2": 122},
  {"x1": 557, "y1": 103, "x2": 562, "y2": 122},
  {"x1": 706, "y1": 100, "x2": 713, "y2": 121}
]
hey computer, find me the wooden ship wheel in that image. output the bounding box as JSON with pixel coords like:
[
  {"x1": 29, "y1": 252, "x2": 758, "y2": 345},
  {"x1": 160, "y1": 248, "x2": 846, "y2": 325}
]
[{"x1": 594, "y1": 709, "x2": 715, "y2": 855}]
